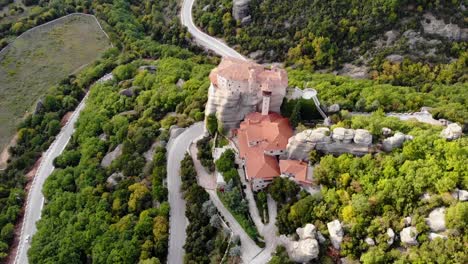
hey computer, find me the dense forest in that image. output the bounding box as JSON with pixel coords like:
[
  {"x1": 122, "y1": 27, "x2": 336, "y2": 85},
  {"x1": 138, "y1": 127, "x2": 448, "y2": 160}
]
[
  {"x1": 193, "y1": 0, "x2": 467, "y2": 69},
  {"x1": 0, "y1": 0, "x2": 216, "y2": 261}
]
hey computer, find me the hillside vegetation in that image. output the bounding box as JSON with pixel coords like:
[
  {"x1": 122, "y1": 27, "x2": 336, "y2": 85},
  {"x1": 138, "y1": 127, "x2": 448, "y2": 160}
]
[
  {"x1": 0, "y1": 13, "x2": 110, "y2": 151},
  {"x1": 194, "y1": 0, "x2": 466, "y2": 69}
]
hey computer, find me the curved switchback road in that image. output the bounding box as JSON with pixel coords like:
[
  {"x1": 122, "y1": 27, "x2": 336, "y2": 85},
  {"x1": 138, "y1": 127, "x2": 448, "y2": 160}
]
[
  {"x1": 166, "y1": 122, "x2": 204, "y2": 264},
  {"x1": 181, "y1": 0, "x2": 246, "y2": 61}
]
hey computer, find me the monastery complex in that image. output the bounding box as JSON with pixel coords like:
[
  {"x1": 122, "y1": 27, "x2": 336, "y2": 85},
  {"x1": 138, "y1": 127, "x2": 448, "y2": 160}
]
[{"x1": 206, "y1": 57, "x2": 312, "y2": 191}]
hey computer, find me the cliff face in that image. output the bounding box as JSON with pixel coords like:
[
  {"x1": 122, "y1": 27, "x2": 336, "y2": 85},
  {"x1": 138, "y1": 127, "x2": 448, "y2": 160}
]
[
  {"x1": 232, "y1": 0, "x2": 251, "y2": 21},
  {"x1": 205, "y1": 83, "x2": 259, "y2": 130},
  {"x1": 205, "y1": 57, "x2": 287, "y2": 131}
]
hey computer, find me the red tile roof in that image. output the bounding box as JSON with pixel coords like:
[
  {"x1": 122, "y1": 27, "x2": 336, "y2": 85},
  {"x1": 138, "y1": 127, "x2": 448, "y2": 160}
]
[
  {"x1": 279, "y1": 160, "x2": 311, "y2": 185},
  {"x1": 209, "y1": 57, "x2": 287, "y2": 90},
  {"x1": 238, "y1": 112, "x2": 293, "y2": 180}
]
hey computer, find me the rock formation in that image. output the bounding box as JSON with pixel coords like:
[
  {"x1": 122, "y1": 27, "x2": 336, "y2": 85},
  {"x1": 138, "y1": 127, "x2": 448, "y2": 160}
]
[
  {"x1": 101, "y1": 144, "x2": 123, "y2": 168},
  {"x1": 365, "y1": 237, "x2": 375, "y2": 246},
  {"x1": 332, "y1": 128, "x2": 355, "y2": 143},
  {"x1": 400, "y1": 227, "x2": 419, "y2": 246},
  {"x1": 327, "y1": 220, "x2": 344, "y2": 249},
  {"x1": 354, "y1": 129, "x2": 372, "y2": 146},
  {"x1": 421, "y1": 13, "x2": 468, "y2": 41},
  {"x1": 286, "y1": 127, "x2": 374, "y2": 160},
  {"x1": 386, "y1": 228, "x2": 395, "y2": 245},
  {"x1": 441, "y1": 123, "x2": 463, "y2": 140},
  {"x1": 429, "y1": 233, "x2": 447, "y2": 241},
  {"x1": 382, "y1": 132, "x2": 413, "y2": 152},
  {"x1": 426, "y1": 207, "x2": 446, "y2": 232},
  {"x1": 232, "y1": 0, "x2": 251, "y2": 21},
  {"x1": 285, "y1": 128, "x2": 330, "y2": 160},
  {"x1": 280, "y1": 223, "x2": 320, "y2": 262},
  {"x1": 327, "y1": 103, "x2": 340, "y2": 113},
  {"x1": 106, "y1": 172, "x2": 124, "y2": 187}
]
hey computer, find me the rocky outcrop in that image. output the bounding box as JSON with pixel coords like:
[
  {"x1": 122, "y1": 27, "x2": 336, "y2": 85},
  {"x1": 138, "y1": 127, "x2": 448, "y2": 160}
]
[
  {"x1": 332, "y1": 128, "x2": 355, "y2": 143},
  {"x1": 365, "y1": 237, "x2": 375, "y2": 246},
  {"x1": 387, "y1": 228, "x2": 395, "y2": 245},
  {"x1": 286, "y1": 127, "x2": 375, "y2": 160},
  {"x1": 280, "y1": 223, "x2": 320, "y2": 262},
  {"x1": 106, "y1": 172, "x2": 124, "y2": 187},
  {"x1": 327, "y1": 220, "x2": 344, "y2": 249},
  {"x1": 426, "y1": 207, "x2": 446, "y2": 232},
  {"x1": 400, "y1": 227, "x2": 418, "y2": 246},
  {"x1": 354, "y1": 129, "x2": 372, "y2": 146},
  {"x1": 382, "y1": 132, "x2": 413, "y2": 152},
  {"x1": 338, "y1": 63, "x2": 369, "y2": 79},
  {"x1": 458, "y1": 189, "x2": 468, "y2": 201},
  {"x1": 327, "y1": 104, "x2": 340, "y2": 113},
  {"x1": 297, "y1": 223, "x2": 316, "y2": 240},
  {"x1": 232, "y1": 0, "x2": 251, "y2": 21},
  {"x1": 285, "y1": 128, "x2": 330, "y2": 160},
  {"x1": 101, "y1": 144, "x2": 123, "y2": 168},
  {"x1": 429, "y1": 233, "x2": 447, "y2": 241},
  {"x1": 421, "y1": 13, "x2": 468, "y2": 41},
  {"x1": 441, "y1": 123, "x2": 463, "y2": 140}
]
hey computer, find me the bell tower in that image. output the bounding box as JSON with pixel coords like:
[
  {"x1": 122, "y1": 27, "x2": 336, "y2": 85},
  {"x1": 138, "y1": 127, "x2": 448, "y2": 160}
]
[{"x1": 261, "y1": 90, "x2": 271, "y2": 115}]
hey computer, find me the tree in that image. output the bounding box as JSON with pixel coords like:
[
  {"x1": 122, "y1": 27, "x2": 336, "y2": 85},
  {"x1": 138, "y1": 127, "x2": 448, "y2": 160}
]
[
  {"x1": 289, "y1": 100, "x2": 302, "y2": 127},
  {"x1": 206, "y1": 114, "x2": 218, "y2": 135}
]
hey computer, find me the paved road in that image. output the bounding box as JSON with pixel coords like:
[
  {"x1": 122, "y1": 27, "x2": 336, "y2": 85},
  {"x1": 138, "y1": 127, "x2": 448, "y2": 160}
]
[
  {"x1": 14, "y1": 95, "x2": 88, "y2": 264},
  {"x1": 14, "y1": 74, "x2": 113, "y2": 264},
  {"x1": 181, "y1": 0, "x2": 246, "y2": 60},
  {"x1": 166, "y1": 122, "x2": 204, "y2": 264}
]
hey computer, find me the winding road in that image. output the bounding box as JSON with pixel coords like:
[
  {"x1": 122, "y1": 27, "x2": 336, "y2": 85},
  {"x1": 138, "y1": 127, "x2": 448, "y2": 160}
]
[
  {"x1": 181, "y1": 0, "x2": 245, "y2": 60},
  {"x1": 166, "y1": 123, "x2": 204, "y2": 264}
]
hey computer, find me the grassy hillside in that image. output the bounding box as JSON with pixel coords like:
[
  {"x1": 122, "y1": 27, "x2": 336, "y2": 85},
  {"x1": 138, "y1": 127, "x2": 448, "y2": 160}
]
[{"x1": 0, "y1": 14, "x2": 110, "y2": 151}]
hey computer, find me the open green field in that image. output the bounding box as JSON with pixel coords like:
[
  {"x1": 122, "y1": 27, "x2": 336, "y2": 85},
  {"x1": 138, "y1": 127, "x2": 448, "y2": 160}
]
[{"x1": 0, "y1": 14, "x2": 111, "y2": 151}]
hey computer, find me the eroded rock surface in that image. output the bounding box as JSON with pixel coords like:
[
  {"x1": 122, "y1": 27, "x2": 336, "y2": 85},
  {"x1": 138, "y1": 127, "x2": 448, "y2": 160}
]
[
  {"x1": 400, "y1": 227, "x2": 419, "y2": 246},
  {"x1": 101, "y1": 144, "x2": 123, "y2": 168},
  {"x1": 382, "y1": 132, "x2": 412, "y2": 152},
  {"x1": 422, "y1": 13, "x2": 468, "y2": 41},
  {"x1": 426, "y1": 207, "x2": 446, "y2": 232},
  {"x1": 441, "y1": 123, "x2": 463, "y2": 140},
  {"x1": 233, "y1": 0, "x2": 251, "y2": 21},
  {"x1": 327, "y1": 220, "x2": 344, "y2": 249}
]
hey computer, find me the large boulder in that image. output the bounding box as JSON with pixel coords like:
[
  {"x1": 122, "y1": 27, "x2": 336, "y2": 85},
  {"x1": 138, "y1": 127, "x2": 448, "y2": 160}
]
[
  {"x1": 458, "y1": 189, "x2": 468, "y2": 201},
  {"x1": 297, "y1": 224, "x2": 317, "y2": 240},
  {"x1": 426, "y1": 207, "x2": 446, "y2": 232},
  {"x1": 327, "y1": 220, "x2": 344, "y2": 249},
  {"x1": 387, "y1": 228, "x2": 395, "y2": 245},
  {"x1": 400, "y1": 227, "x2": 419, "y2": 246},
  {"x1": 106, "y1": 172, "x2": 124, "y2": 187},
  {"x1": 429, "y1": 233, "x2": 447, "y2": 241},
  {"x1": 365, "y1": 237, "x2": 375, "y2": 246},
  {"x1": 441, "y1": 123, "x2": 463, "y2": 140},
  {"x1": 101, "y1": 144, "x2": 123, "y2": 168},
  {"x1": 289, "y1": 238, "x2": 320, "y2": 262},
  {"x1": 232, "y1": 0, "x2": 251, "y2": 21},
  {"x1": 332, "y1": 128, "x2": 355, "y2": 143},
  {"x1": 353, "y1": 129, "x2": 372, "y2": 146},
  {"x1": 383, "y1": 132, "x2": 411, "y2": 152},
  {"x1": 286, "y1": 128, "x2": 330, "y2": 160},
  {"x1": 327, "y1": 104, "x2": 340, "y2": 113}
]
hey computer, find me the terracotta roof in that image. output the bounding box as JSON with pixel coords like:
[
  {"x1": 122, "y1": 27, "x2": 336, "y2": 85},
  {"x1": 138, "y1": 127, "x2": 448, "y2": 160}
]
[
  {"x1": 279, "y1": 160, "x2": 311, "y2": 185},
  {"x1": 238, "y1": 112, "x2": 293, "y2": 180},
  {"x1": 209, "y1": 57, "x2": 287, "y2": 89}
]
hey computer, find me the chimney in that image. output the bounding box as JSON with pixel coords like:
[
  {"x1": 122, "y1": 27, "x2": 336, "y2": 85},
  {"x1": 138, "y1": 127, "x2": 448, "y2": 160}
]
[{"x1": 261, "y1": 90, "x2": 272, "y2": 115}]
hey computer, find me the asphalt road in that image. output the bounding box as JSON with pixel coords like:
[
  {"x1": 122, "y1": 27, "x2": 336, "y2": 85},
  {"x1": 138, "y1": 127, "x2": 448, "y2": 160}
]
[
  {"x1": 14, "y1": 93, "x2": 89, "y2": 264},
  {"x1": 14, "y1": 74, "x2": 113, "y2": 264},
  {"x1": 166, "y1": 122, "x2": 204, "y2": 264},
  {"x1": 181, "y1": 0, "x2": 246, "y2": 60}
]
